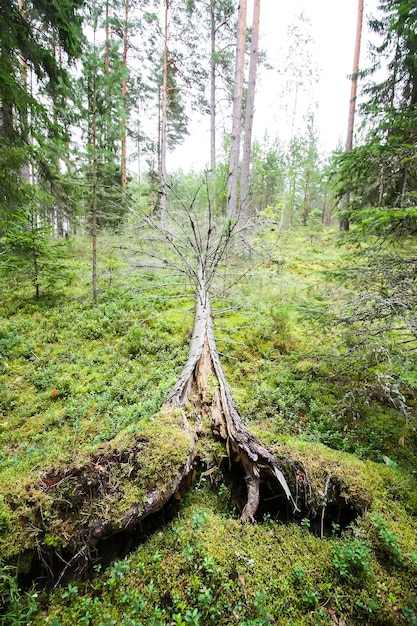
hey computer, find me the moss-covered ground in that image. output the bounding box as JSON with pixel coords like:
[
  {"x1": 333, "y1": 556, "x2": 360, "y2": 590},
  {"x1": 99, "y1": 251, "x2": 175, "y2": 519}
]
[{"x1": 1, "y1": 228, "x2": 417, "y2": 624}]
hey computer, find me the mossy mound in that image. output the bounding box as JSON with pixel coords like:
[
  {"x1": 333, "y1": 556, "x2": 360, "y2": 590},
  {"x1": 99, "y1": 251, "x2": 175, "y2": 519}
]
[
  {"x1": 0, "y1": 406, "x2": 193, "y2": 567},
  {"x1": 33, "y1": 473, "x2": 417, "y2": 626},
  {"x1": 271, "y1": 439, "x2": 417, "y2": 516}
]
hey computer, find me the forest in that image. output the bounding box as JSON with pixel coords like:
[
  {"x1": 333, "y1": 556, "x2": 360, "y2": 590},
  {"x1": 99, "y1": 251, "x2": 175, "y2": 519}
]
[{"x1": 0, "y1": 0, "x2": 417, "y2": 624}]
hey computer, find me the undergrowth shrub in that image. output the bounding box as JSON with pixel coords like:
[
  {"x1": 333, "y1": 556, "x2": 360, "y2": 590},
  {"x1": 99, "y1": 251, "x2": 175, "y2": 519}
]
[
  {"x1": 0, "y1": 328, "x2": 20, "y2": 358},
  {"x1": 269, "y1": 303, "x2": 295, "y2": 354},
  {"x1": 126, "y1": 326, "x2": 151, "y2": 356},
  {"x1": 332, "y1": 537, "x2": 372, "y2": 582},
  {"x1": 369, "y1": 513, "x2": 403, "y2": 563}
]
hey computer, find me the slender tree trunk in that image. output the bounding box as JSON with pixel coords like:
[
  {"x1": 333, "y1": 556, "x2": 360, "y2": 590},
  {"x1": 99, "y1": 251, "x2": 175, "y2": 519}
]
[
  {"x1": 346, "y1": 0, "x2": 364, "y2": 153},
  {"x1": 28, "y1": 210, "x2": 40, "y2": 299},
  {"x1": 92, "y1": 153, "x2": 98, "y2": 305},
  {"x1": 18, "y1": 0, "x2": 31, "y2": 184},
  {"x1": 321, "y1": 190, "x2": 331, "y2": 226},
  {"x1": 340, "y1": 0, "x2": 364, "y2": 232},
  {"x1": 160, "y1": 0, "x2": 169, "y2": 226},
  {"x1": 121, "y1": 0, "x2": 129, "y2": 190},
  {"x1": 240, "y1": 0, "x2": 261, "y2": 222},
  {"x1": 155, "y1": 85, "x2": 162, "y2": 217},
  {"x1": 105, "y1": 0, "x2": 110, "y2": 74},
  {"x1": 91, "y1": 28, "x2": 98, "y2": 305},
  {"x1": 104, "y1": 0, "x2": 110, "y2": 150},
  {"x1": 0, "y1": 89, "x2": 13, "y2": 138},
  {"x1": 137, "y1": 100, "x2": 141, "y2": 206},
  {"x1": 278, "y1": 204, "x2": 285, "y2": 236},
  {"x1": 51, "y1": 38, "x2": 64, "y2": 236},
  {"x1": 226, "y1": 0, "x2": 247, "y2": 218},
  {"x1": 301, "y1": 184, "x2": 309, "y2": 226},
  {"x1": 210, "y1": 0, "x2": 216, "y2": 173}
]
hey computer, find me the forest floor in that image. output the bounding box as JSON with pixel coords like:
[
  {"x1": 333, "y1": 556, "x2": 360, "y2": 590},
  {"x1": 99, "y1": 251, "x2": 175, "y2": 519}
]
[{"x1": 0, "y1": 226, "x2": 416, "y2": 625}]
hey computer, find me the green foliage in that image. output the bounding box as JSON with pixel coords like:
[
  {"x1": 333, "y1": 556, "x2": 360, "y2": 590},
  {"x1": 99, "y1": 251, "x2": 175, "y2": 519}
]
[
  {"x1": 0, "y1": 566, "x2": 38, "y2": 625},
  {"x1": 0, "y1": 0, "x2": 83, "y2": 218},
  {"x1": 2, "y1": 210, "x2": 73, "y2": 299},
  {"x1": 332, "y1": 538, "x2": 372, "y2": 581},
  {"x1": 291, "y1": 566, "x2": 306, "y2": 583},
  {"x1": 190, "y1": 509, "x2": 209, "y2": 531},
  {"x1": 301, "y1": 588, "x2": 320, "y2": 609},
  {"x1": 369, "y1": 513, "x2": 403, "y2": 563}
]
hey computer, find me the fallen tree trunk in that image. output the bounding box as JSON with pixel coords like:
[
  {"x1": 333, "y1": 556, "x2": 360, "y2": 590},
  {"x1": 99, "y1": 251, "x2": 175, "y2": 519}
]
[
  {"x1": 1, "y1": 270, "x2": 306, "y2": 585},
  {"x1": 167, "y1": 267, "x2": 304, "y2": 521}
]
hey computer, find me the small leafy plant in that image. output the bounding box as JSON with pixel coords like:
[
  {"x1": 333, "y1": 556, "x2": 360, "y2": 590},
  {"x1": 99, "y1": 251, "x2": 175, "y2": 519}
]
[
  {"x1": 332, "y1": 537, "x2": 371, "y2": 581},
  {"x1": 370, "y1": 513, "x2": 403, "y2": 563}
]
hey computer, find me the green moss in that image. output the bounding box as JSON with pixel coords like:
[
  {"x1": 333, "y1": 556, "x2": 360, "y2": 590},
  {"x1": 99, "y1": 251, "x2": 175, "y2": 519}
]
[
  {"x1": 0, "y1": 405, "x2": 193, "y2": 562},
  {"x1": 1, "y1": 229, "x2": 417, "y2": 624},
  {"x1": 34, "y1": 481, "x2": 417, "y2": 626},
  {"x1": 268, "y1": 439, "x2": 417, "y2": 514}
]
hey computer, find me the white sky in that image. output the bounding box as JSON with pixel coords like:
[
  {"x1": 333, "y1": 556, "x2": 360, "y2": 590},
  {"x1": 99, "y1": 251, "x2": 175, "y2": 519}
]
[{"x1": 169, "y1": 0, "x2": 379, "y2": 172}]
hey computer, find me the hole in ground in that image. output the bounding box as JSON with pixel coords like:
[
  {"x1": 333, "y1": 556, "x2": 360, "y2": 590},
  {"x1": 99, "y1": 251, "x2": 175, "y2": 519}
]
[{"x1": 221, "y1": 457, "x2": 360, "y2": 536}]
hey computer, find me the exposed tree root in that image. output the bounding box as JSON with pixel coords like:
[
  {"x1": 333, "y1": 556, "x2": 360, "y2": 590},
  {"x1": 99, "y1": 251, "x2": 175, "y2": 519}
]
[{"x1": 167, "y1": 274, "x2": 306, "y2": 521}]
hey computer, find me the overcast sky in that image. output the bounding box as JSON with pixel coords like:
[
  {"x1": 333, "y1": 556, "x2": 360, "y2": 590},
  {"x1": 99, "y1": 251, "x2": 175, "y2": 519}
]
[{"x1": 169, "y1": 0, "x2": 379, "y2": 172}]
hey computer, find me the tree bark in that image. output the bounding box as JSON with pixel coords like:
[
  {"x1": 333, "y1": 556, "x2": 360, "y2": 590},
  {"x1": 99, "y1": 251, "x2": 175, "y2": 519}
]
[
  {"x1": 167, "y1": 264, "x2": 299, "y2": 522},
  {"x1": 137, "y1": 100, "x2": 141, "y2": 206},
  {"x1": 210, "y1": 0, "x2": 216, "y2": 173},
  {"x1": 18, "y1": 0, "x2": 31, "y2": 183},
  {"x1": 159, "y1": 0, "x2": 169, "y2": 226},
  {"x1": 91, "y1": 25, "x2": 98, "y2": 306},
  {"x1": 121, "y1": 0, "x2": 129, "y2": 190},
  {"x1": 105, "y1": 0, "x2": 110, "y2": 74},
  {"x1": 346, "y1": 0, "x2": 364, "y2": 153},
  {"x1": 226, "y1": 0, "x2": 247, "y2": 219},
  {"x1": 341, "y1": 0, "x2": 364, "y2": 232},
  {"x1": 240, "y1": 0, "x2": 261, "y2": 223}
]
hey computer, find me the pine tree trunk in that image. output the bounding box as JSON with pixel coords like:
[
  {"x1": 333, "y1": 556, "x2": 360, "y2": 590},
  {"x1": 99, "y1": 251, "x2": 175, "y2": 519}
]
[
  {"x1": 121, "y1": 0, "x2": 129, "y2": 190},
  {"x1": 160, "y1": 0, "x2": 169, "y2": 226},
  {"x1": 226, "y1": 0, "x2": 247, "y2": 219},
  {"x1": 301, "y1": 169, "x2": 311, "y2": 226},
  {"x1": 91, "y1": 28, "x2": 98, "y2": 306},
  {"x1": 105, "y1": 0, "x2": 110, "y2": 74},
  {"x1": 346, "y1": 0, "x2": 364, "y2": 153},
  {"x1": 104, "y1": 0, "x2": 110, "y2": 152},
  {"x1": 18, "y1": 0, "x2": 31, "y2": 183},
  {"x1": 210, "y1": 0, "x2": 216, "y2": 173},
  {"x1": 240, "y1": 0, "x2": 261, "y2": 223},
  {"x1": 92, "y1": 160, "x2": 98, "y2": 305},
  {"x1": 341, "y1": 0, "x2": 364, "y2": 232},
  {"x1": 137, "y1": 101, "x2": 141, "y2": 206}
]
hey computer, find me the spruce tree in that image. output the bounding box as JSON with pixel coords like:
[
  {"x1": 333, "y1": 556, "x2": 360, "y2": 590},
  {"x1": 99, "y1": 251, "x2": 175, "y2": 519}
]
[
  {"x1": 0, "y1": 0, "x2": 84, "y2": 223},
  {"x1": 333, "y1": 0, "x2": 417, "y2": 217}
]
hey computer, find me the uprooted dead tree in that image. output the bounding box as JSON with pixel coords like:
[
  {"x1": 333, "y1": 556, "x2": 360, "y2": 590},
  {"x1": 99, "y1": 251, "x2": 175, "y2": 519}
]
[
  {"x1": 2, "y1": 188, "x2": 341, "y2": 586},
  {"x1": 128, "y1": 186, "x2": 308, "y2": 523},
  {"x1": 165, "y1": 262, "x2": 302, "y2": 522}
]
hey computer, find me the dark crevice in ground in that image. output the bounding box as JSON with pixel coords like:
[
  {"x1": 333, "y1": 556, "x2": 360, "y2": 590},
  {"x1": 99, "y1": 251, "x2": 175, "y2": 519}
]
[{"x1": 223, "y1": 457, "x2": 359, "y2": 536}]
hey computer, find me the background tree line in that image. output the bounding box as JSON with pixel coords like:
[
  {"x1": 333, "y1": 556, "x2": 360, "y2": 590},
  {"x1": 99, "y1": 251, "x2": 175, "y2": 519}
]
[{"x1": 0, "y1": 0, "x2": 416, "y2": 302}]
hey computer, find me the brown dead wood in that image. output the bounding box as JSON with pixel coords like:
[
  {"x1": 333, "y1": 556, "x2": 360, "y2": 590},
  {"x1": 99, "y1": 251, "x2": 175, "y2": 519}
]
[{"x1": 166, "y1": 272, "x2": 304, "y2": 522}]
